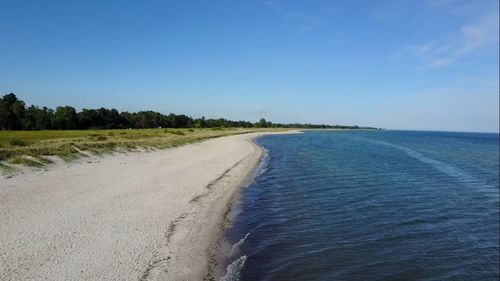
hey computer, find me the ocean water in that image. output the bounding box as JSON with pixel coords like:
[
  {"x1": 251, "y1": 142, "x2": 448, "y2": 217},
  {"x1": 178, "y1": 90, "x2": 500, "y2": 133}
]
[{"x1": 219, "y1": 130, "x2": 499, "y2": 281}]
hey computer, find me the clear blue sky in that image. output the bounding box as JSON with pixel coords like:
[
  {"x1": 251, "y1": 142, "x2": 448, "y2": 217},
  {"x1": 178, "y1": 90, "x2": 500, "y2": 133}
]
[{"x1": 1, "y1": 0, "x2": 498, "y2": 132}]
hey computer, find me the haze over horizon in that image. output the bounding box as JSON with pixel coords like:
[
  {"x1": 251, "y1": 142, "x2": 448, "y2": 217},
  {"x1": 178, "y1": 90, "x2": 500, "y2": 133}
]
[{"x1": 1, "y1": 0, "x2": 498, "y2": 132}]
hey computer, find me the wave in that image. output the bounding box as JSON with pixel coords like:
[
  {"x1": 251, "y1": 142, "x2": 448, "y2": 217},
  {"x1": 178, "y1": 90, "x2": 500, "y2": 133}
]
[
  {"x1": 219, "y1": 232, "x2": 250, "y2": 281},
  {"x1": 230, "y1": 232, "x2": 251, "y2": 259},
  {"x1": 220, "y1": 255, "x2": 247, "y2": 281},
  {"x1": 370, "y1": 139, "x2": 493, "y2": 189},
  {"x1": 258, "y1": 148, "x2": 271, "y2": 176}
]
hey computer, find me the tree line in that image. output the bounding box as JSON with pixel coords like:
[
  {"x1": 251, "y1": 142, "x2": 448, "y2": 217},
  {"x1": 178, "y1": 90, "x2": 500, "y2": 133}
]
[{"x1": 0, "y1": 93, "x2": 373, "y2": 130}]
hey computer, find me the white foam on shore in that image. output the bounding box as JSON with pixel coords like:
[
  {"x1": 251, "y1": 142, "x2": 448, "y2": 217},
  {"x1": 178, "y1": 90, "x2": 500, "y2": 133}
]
[
  {"x1": 258, "y1": 148, "x2": 271, "y2": 176},
  {"x1": 229, "y1": 232, "x2": 251, "y2": 259},
  {"x1": 220, "y1": 255, "x2": 247, "y2": 281}
]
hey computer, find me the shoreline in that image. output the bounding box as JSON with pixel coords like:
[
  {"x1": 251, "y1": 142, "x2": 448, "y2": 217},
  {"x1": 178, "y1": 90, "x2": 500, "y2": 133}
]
[
  {"x1": 160, "y1": 131, "x2": 300, "y2": 280},
  {"x1": 164, "y1": 134, "x2": 266, "y2": 281},
  {"x1": 0, "y1": 130, "x2": 299, "y2": 281}
]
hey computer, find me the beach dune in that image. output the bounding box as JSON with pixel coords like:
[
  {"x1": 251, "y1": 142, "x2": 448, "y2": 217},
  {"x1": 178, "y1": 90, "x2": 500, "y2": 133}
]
[{"x1": 0, "y1": 132, "x2": 293, "y2": 280}]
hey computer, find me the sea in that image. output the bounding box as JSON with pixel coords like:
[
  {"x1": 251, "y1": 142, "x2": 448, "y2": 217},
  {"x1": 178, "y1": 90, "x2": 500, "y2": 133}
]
[{"x1": 218, "y1": 130, "x2": 499, "y2": 281}]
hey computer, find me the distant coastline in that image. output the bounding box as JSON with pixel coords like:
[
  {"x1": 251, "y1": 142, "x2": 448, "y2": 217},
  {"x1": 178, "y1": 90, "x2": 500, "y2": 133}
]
[
  {"x1": 0, "y1": 93, "x2": 377, "y2": 131},
  {"x1": 0, "y1": 93, "x2": 376, "y2": 170}
]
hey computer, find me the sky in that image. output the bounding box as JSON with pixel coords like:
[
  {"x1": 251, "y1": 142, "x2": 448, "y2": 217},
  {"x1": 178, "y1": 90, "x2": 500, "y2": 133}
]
[{"x1": 0, "y1": 0, "x2": 498, "y2": 132}]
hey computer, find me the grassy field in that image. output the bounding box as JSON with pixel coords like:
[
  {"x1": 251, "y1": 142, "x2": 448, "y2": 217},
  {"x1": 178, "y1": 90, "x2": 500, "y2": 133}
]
[{"x1": 0, "y1": 128, "x2": 285, "y2": 168}]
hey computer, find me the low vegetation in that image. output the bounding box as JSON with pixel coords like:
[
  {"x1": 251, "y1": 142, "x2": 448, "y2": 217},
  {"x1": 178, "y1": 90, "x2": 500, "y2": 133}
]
[{"x1": 0, "y1": 128, "x2": 285, "y2": 170}]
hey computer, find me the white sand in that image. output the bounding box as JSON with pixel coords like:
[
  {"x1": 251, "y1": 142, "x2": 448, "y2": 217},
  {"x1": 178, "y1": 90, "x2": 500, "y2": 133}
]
[{"x1": 0, "y1": 131, "x2": 297, "y2": 281}]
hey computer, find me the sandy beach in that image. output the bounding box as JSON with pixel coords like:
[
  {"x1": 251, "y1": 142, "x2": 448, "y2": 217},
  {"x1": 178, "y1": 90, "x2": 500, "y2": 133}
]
[{"x1": 0, "y1": 131, "x2": 296, "y2": 281}]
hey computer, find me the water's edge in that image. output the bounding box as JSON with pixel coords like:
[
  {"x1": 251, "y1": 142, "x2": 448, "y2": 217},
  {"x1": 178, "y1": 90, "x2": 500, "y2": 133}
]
[{"x1": 210, "y1": 136, "x2": 271, "y2": 281}]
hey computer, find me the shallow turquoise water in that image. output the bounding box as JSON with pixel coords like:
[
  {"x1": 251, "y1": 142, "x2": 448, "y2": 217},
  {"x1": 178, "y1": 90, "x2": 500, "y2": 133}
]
[{"x1": 220, "y1": 130, "x2": 499, "y2": 281}]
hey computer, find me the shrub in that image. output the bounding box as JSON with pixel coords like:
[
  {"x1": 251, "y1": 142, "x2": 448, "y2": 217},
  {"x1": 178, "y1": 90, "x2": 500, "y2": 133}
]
[
  {"x1": 95, "y1": 135, "x2": 107, "y2": 141},
  {"x1": 9, "y1": 139, "x2": 29, "y2": 146},
  {"x1": 168, "y1": 131, "x2": 185, "y2": 136}
]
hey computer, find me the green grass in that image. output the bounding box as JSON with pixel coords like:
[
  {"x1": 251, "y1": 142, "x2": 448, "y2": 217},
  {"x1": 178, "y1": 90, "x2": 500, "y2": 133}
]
[
  {"x1": 166, "y1": 130, "x2": 185, "y2": 136},
  {"x1": 0, "y1": 128, "x2": 287, "y2": 169},
  {"x1": 9, "y1": 139, "x2": 29, "y2": 146}
]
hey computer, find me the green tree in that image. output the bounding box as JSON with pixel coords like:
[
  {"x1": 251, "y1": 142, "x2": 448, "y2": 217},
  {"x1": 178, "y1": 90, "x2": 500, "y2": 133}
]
[
  {"x1": 257, "y1": 118, "x2": 269, "y2": 128},
  {"x1": 35, "y1": 107, "x2": 53, "y2": 129},
  {"x1": 0, "y1": 93, "x2": 26, "y2": 130},
  {"x1": 52, "y1": 106, "x2": 78, "y2": 129}
]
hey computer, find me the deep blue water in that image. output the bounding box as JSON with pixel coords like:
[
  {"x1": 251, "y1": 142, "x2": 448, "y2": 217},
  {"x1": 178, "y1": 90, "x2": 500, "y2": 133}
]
[{"x1": 219, "y1": 130, "x2": 499, "y2": 281}]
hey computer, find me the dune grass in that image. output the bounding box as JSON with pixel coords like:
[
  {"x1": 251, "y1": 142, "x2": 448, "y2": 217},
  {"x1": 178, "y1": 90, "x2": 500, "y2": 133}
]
[{"x1": 0, "y1": 128, "x2": 285, "y2": 170}]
